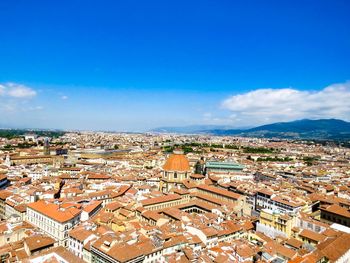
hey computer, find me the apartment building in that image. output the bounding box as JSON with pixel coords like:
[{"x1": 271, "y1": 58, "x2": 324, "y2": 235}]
[
  {"x1": 26, "y1": 200, "x2": 81, "y2": 247},
  {"x1": 256, "y1": 209, "x2": 297, "y2": 238},
  {"x1": 255, "y1": 190, "x2": 306, "y2": 214},
  {"x1": 195, "y1": 184, "x2": 250, "y2": 216}
]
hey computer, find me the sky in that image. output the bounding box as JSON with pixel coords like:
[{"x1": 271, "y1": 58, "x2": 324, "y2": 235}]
[{"x1": 0, "y1": 0, "x2": 349, "y2": 131}]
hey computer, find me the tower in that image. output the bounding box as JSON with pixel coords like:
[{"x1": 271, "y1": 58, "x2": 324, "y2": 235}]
[
  {"x1": 195, "y1": 157, "x2": 205, "y2": 175},
  {"x1": 44, "y1": 137, "x2": 50, "y2": 155}
]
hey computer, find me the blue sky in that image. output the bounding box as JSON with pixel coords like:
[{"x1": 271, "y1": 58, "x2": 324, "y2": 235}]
[{"x1": 0, "y1": 0, "x2": 349, "y2": 131}]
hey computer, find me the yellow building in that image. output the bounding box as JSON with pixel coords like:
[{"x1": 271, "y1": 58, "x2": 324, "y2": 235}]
[
  {"x1": 110, "y1": 219, "x2": 126, "y2": 232},
  {"x1": 258, "y1": 209, "x2": 296, "y2": 238},
  {"x1": 160, "y1": 149, "x2": 191, "y2": 192},
  {"x1": 10, "y1": 155, "x2": 64, "y2": 167}
]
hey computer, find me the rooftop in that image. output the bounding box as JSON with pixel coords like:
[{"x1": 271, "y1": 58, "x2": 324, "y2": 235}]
[
  {"x1": 163, "y1": 153, "x2": 190, "y2": 172},
  {"x1": 27, "y1": 200, "x2": 81, "y2": 223},
  {"x1": 205, "y1": 161, "x2": 244, "y2": 170}
]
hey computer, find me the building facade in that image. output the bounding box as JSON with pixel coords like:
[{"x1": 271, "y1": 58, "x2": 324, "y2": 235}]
[
  {"x1": 161, "y1": 149, "x2": 191, "y2": 192},
  {"x1": 26, "y1": 201, "x2": 81, "y2": 247}
]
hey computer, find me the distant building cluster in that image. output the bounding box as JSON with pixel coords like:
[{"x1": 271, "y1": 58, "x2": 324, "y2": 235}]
[{"x1": 0, "y1": 132, "x2": 350, "y2": 262}]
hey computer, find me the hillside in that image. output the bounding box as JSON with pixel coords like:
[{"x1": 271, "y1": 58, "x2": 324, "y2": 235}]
[
  {"x1": 209, "y1": 119, "x2": 350, "y2": 140},
  {"x1": 152, "y1": 119, "x2": 350, "y2": 140}
]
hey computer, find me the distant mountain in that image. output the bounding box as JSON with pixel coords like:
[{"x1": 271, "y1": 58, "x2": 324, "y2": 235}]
[
  {"x1": 208, "y1": 119, "x2": 350, "y2": 140},
  {"x1": 152, "y1": 119, "x2": 350, "y2": 140},
  {"x1": 249, "y1": 119, "x2": 350, "y2": 133},
  {"x1": 151, "y1": 125, "x2": 239, "y2": 134}
]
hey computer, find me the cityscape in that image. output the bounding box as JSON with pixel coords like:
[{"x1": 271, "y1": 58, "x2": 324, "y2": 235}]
[{"x1": 1, "y1": 1, "x2": 350, "y2": 263}]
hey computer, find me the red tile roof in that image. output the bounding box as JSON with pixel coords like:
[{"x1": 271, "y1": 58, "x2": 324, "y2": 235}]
[
  {"x1": 163, "y1": 153, "x2": 190, "y2": 172},
  {"x1": 141, "y1": 194, "x2": 181, "y2": 206},
  {"x1": 197, "y1": 184, "x2": 242, "y2": 200},
  {"x1": 27, "y1": 200, "x2": 81, "y2": 223}
]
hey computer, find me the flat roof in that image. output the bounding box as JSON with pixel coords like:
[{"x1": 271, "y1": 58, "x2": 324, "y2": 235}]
[
  {"x1": 331, "y1": 223, "x2": 350, "y2": 234},
  {"x1": 205, "y1": 161, "x2": 244, "y2": 169}
]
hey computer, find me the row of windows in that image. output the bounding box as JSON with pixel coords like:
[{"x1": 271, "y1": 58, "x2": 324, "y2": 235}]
[
  {"x1": 148, "y1": 199, "x2": 185, "y2": 211},
  {"x1": 322, "y1": 213, "x2": 349, "y2": 226},
  {"x1": 29, "y1": 215, "x2": 60, "y2": 236},
  {"x1": 257, "y1": 199, "x2": 295, "y2": 212},
  {"x1": 28, "y1": 209, "x2": 78, "y2": 229},
  {"x1": 28, "y1": 211, "x2": 63, "y2": 229},
  {"x1": 198, "y1": 189, "x2": 237, "y2": 204},
  {"x1": 28, "y1": 210, "x2": 74, "y2": 239},
  {"x1": 69, "y1": 239, "x2": 83, "y2": 249},
  {"x1": 164, "y1": 172, "x2": 188, "y2": 180}
]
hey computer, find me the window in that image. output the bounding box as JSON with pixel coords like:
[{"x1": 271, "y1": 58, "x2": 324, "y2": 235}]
[{"x1": 174, "y1": 173, "x2": 177, "y2": 179}]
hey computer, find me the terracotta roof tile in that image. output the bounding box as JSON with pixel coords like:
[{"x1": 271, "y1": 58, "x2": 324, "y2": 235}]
[
  {"x1": 27, "y1": 200, "x2": 81, "y2": 223},
  {"x1": 163, "y1": 153, "x2": 190, "y2": 172}
]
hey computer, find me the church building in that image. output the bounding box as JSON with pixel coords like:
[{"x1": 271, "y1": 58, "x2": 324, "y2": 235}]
[{"x1": 161, "y1": 149, "x2": 191, "y2": 192}]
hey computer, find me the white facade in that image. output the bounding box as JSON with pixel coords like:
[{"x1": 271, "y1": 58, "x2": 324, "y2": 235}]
[
  {"x1": 336, "y1": 249, "x2": 350, "y2": 263},
  {"x1": 255, "y1": 193, "x2": 301, "y2": 214},
  {"x1": 256, "y1": 222, "x2": 287, "y2": 239},
  {"x1": 68, "y1": 234, "x2": 97, "y2": 259},
  {"x1": 26, "y1": 207, "x2": 81, "y2": 247}
]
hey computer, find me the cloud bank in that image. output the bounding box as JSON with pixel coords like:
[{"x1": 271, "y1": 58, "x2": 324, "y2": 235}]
[
  {"x1": 0, "y1": 83, "x2": 40, "y2": 114},
  {"x1": 0, "y1": 83, "x2": 37, "y2": 98},
  {"x1": 221, "y1": 82, "x2": 350, "y2": 126}
]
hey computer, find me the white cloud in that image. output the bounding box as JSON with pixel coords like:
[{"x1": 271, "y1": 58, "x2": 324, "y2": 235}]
[
  {"x1": 0, "y1": 83, "x2": 37, "y2": 98},
  {"x1": 203, "y1": 112, "x2": 212, "y2": 119},
  {"x1": 61, "y1": 95, "x2": 68, "y2": 100},
  {"x1": 27, "y1": 106, "x2": 44, "y2": 111},
  {"x1": 0, "y1": 85, "x2": 5, "y2": 96},
  {"x1": 6, "y1": 83, "x2": 37, "y2": 98},
  {"x1": 0, "y1": 83, "x2": 38, "y2": 114},
  {"x1": 221, "y1": 82, "x2": 350, "y2": 126},
  {"x1": 1, "y1": 103, "x2": 17, "y2": 112}
]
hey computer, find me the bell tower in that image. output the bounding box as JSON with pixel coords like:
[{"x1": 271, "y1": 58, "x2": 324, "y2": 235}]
[{"x1": 44, "y1": 137, "x2": 50, "y2": 155}]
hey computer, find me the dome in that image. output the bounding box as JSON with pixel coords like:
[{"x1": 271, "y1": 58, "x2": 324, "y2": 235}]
[{"x1": 163, "y1": 153, "x2": 190, "y2": 172}]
